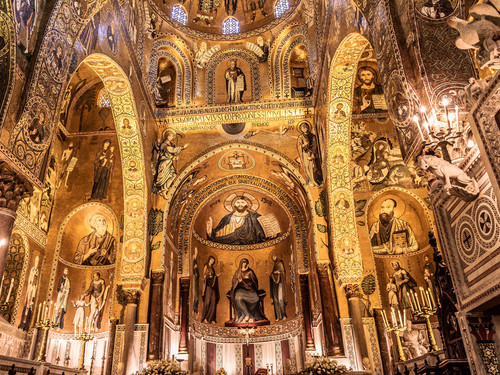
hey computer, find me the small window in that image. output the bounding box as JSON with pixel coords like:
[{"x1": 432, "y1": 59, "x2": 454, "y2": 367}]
[
  {"x1": 222, "y1": 17, "x2": 240, "y2": 34},
  {"x1": 274, "y1": 0, "x2": 289, "y2": 18},
  {"x1": 98, "y1": 88, "x2": 111, "y2": 108},
  {"x1": 171, "y1": 5, "x2": 187, "y2": 25}
]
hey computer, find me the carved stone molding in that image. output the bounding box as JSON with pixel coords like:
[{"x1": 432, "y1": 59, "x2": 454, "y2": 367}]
[{"x1": 0, "y1": 161, "x2": 33, "y2": 213}]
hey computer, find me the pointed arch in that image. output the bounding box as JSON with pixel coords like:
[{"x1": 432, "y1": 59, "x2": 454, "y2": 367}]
[
  {"x1": 205, "y1": 49, "x2": 261, "y2": 104},
  {"x1": 148, "y1": 38, "x2": 194, "y2": 106},
  {"x1": 0, "y1": 2, "x2": 15, "y2": 128},
  {"x1": 326, "y1": 33, "x2": 370, "y2": 285},
  {"x1": 81, "y1": 54, "x2": 148, "y2": 286}
]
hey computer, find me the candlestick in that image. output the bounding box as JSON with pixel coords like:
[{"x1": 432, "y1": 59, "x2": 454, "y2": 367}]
[
  {"x1": 391, "y1": 307, "x2": 397, "y2": 326},
  {"x1": 429, "y1": 287, "x2": 437, "y2": 308},
  {"x1": 454, "y1": 105, "x2": 459, "y2": 129},
  {"x1": 5, "y1": 278, "x2": 14, "y2": 303},
  {"x1": 426, "y1": 290, "x2": 433, "y2": 309},
  {"x1": 413, "y1": 115, "x2": 425, "y2": 141},
  {"x1": 398, "y1": 309, "x2": 403, "y2": 327}
]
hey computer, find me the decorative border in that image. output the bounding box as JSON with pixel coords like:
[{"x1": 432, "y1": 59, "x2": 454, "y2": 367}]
[
  {"x1": 190, "y1": 316, "x2": 303, "y2": 343},
  {"x1": 326, "y1": 33, "x2": 369, "y2": 284},
  {"x1": 7, "y1": 230, "x2": 30, "y2": 324},
  {"x1": 13, "y1": 213, "x2": 47, "y2": 247},
  {"x1": 193, "y1": 225, "x2": 291, "y2": 250}
]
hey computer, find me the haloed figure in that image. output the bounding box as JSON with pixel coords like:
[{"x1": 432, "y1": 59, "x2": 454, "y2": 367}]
[
  {"x1": 270, "y1": 254, "x2": 287, "y2": 321},
  {"x1": 231, "y1": 258, "x2": 266, "y2": 323},
  {"x1": 201, "y1": 256, "x2": 219, "y2": 323}
]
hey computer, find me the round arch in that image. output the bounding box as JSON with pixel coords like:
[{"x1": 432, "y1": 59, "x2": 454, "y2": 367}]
[
  {"x1": 326, "y1": 32, "x2": 370, "y2": 285},
  {"x1": 79, "y1": 54, "x2": 148, "y2": 286}
]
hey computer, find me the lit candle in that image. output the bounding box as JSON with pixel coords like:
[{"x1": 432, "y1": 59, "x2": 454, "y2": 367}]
[
  {"x1": 455, "y1": 105, "x2": 460, "y2": 129},
  {"x1": 419, "y1": 287, "x2": 427, "y2": 308},
  {"x1": 414, "y1": 290, "x2": 421, "y2": 310},
  {"x1": 442, "y1": 98, "x2": 451, "y2": 129},
  {"x1": 49, "y1": 301, "x2": 53, "y2": 323},
  {"x1": 429, "y1": 288, "x2": 437, "y2": 308},
  {"x1": 42, "y1": 301, "x2": 46, "y2": 321},
  {"x1": 407, "y1": 292, "x2": 414, "y2": 312},
  {"x1": 5, "y1": 278, "x2": 14, "y2": 303},
  {"x1": 391, "y1": 307, "x2": 397, "y2": 326},
  {"x1": 381, "y1": 310, "x2": 389, "y2": 328},
  {"x1": 398, "y1": 309, "x2": 403, "y2": 327},
  {"x1": 403, "y1": 309, "x2": 406, "y2": 327},
  {"x1": 413, "y1": 115, "x2": 425, "y2": 141},
  {"x1": 420, "y1": 106, "x2": 430, "y2": 124},
  {"x1": 426, "y1": 290, "x2": 433, "y2": 309}
]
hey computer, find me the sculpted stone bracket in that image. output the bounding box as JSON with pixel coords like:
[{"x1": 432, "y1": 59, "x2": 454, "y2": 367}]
[{"x1": 418, "y1": 154, "x2": 479, "y2": 202}]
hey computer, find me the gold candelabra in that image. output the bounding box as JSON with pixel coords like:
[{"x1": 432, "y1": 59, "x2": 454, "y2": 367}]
[
  {"x1": 75, "y1": 332, "x2": 95, "y2": 370},
  {"x1": 407, "y1": 287, "x2": 439, "y2": 352},
  {"x1": 381, "y1": 307, "x2": 408, "y2": 361},
  {"x1": 35, "y1": 300, "x2": 57, "y2": 362}
]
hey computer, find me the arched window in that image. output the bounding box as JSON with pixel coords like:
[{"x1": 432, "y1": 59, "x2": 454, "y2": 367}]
[
  {"x1": 171, "y1": 5, "x2": 188, "y2": 25},
  {"x1": 98, "y1": 88, "x2": 111, "y2": 108},
  {"x1": 222, "y1": 17, "x2": 240, "y2": 34},
  {"x1": 274, "y1": 0, "x2": 289, "y2": 17}
]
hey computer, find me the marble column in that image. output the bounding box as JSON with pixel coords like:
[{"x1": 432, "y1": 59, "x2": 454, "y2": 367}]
[
  {"x1": 467, "y1": 316, "x2": 499, "y2": 375},
  {"x1": 0, "y1": 162, "x2": 33, "y2": 280},
  {"x1": 316, "y1": 261, "x2": 343, "y2": 355},
  {"x1": 178, "y1": 277, "x2": 190, "y2": 355},
  {"x1": 148, "y1": 270, "x2": 165, "y2": 360},
  {"x1": 345, "y1": 284, "x2": 369, "y2": 370},
  {"x1": 119, "y1": 290, "x2": 140, "y2": 375},
  {"x1": 105, "y1": 318, "x2": 118, "y2": 375},
  {"x1": 299, "y1": 274, "x2": 315, "y2": 351}
]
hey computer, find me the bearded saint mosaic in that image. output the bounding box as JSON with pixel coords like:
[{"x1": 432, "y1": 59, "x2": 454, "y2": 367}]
[
  {"x1": 206, "y1": 192, "x2": 280, "y2": 245},
  {"x1": 73, "y1": 214, "x2": 116, "y2": 266}
]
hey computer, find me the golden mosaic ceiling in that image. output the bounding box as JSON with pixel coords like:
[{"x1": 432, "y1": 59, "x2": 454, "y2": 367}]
[{"x1": 151, "y1": 0, "x2": 301, "y2": 39}]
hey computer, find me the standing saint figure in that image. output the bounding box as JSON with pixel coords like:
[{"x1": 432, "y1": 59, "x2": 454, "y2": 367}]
[
  {"x1": 296, "y1": 122, "x2": 323, "y2": 186},
  {"x1": 53, "y1": 267, "x2": 71, "y2": 329},
  {"x1": 230, "y1": 258, "x2": 267, "y2": 323},
  {"x1": 369, "y1": 198, "x2": 418, "y2": 255},
  {"x1": 73, "y1": 214, "x2": 116, "y2": 266},
  {"x1": 206, "y1": 195, "x2": 267, "y2": 245},
  {"x1": 269, "y1": 254, "x2": 287, "y2": 321},
  {"x1": 72, "y1": 294, "x2": 89, "y2": 336},
  {"x1": 225, "y1": 60, "x2": 246, "y2": 103},
  {"x1": 18, "y1": 256, "x2": 40, "y2": 331},
  {"x1": 84, "y1": 272, "x2": 109, "y2": 332},
  {"x1": 386, "y1": 276, "x2": 399, "y2": 310},
  {"x1": 391, "y1": 261, "x2": 417, "y2": 310},
  {"x1": 200, "y1": 256, "x2": 219, "y2": 323},
  {"x1": 152, "y1": 130, "x2": 188, "y2": 197},
  {"x1": 91, "y1": 139, "x2": 114, "y2": 200},
  {"x1": 193, "y1": 247, "x2": 200, "y2": 314}
]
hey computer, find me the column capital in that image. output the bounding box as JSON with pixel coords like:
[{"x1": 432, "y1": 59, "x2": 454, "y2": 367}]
[
  {"x1": 0, "y1": 161, "x2": 33, "y2": 213},
  {"x1": 151, "y1": 270, "x2": 165, "y2": 284},
  {"x1": 344, "y1": 283, "x2": 363, "y2": 300},
  {"x1": 123, "y1": 289, "x2": 142, "y2": 305}
]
